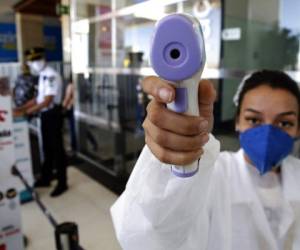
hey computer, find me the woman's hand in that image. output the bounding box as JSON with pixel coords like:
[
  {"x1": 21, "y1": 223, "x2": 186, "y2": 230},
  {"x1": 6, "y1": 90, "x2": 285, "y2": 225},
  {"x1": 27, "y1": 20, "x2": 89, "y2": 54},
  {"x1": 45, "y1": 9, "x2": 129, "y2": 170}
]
[{"x1": 142, "y1": 76, "x2": 216, "y2": 165}]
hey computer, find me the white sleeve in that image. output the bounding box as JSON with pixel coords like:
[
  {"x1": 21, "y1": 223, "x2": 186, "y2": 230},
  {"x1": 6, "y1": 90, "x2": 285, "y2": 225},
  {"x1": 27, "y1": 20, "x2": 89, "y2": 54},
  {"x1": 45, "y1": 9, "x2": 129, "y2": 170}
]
[
  {"x1": 44, "y1": 75, "x2": 59, "y2": 96},
  {"x1": 111, "y1": 135, "x2": 220, "y2": 250}
]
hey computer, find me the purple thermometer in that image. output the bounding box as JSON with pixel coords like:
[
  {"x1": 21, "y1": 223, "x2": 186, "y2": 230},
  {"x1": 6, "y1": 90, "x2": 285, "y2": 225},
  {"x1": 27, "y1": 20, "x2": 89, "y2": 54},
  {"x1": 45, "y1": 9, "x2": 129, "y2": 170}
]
[{"x1": 150, "y1": 13, "x2": 206, "y2": 178}]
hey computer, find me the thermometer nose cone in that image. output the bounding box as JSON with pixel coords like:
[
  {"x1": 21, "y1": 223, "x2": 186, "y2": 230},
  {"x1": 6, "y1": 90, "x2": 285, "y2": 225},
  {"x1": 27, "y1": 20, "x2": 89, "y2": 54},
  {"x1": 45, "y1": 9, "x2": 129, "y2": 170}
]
[{"x1": 150, "y1": 14, "x2": 205, "y2": 81}]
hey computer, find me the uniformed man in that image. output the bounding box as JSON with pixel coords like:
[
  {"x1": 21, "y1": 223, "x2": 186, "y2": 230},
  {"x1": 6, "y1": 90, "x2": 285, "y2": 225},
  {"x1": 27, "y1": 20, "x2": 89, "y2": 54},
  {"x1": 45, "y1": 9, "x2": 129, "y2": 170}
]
[{"x1": 14, "y1": 47, "x2": 68, "y2": 197}]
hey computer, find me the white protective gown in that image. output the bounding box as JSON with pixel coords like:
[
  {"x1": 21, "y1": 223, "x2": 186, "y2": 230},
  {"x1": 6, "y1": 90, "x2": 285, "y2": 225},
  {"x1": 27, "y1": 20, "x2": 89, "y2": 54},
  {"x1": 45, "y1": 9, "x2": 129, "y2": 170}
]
[{"x1": 111, "y1": 135, "x2": 300, "y2": 250}]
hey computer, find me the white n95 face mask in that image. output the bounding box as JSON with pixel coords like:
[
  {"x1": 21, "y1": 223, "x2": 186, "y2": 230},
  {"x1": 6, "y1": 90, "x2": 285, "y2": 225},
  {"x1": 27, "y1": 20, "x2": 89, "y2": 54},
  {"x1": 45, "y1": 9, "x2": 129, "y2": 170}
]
[{"x1": 28, "y1": 59, "x2": 46, "y2": 75}]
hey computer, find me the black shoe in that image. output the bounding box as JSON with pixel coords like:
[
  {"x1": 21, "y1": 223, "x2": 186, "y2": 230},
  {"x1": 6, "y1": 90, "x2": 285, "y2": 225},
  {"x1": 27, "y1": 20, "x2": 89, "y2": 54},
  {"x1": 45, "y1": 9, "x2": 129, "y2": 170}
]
[
  {"x1": 23, "y1": 235, "x2": 29, "y2": 247},
  {"x1": 50, "y1": 184, "x2": 68, "y2": 197},
  {"x1": 34, "y1": 179, "x2": 50, "y2": 188}
]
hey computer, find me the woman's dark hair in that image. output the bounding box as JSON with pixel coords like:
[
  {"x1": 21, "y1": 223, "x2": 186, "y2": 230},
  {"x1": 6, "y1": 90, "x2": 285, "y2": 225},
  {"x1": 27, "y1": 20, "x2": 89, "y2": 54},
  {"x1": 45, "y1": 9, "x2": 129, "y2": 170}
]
[{"x1": 236, "y1": 70, "x2": 300, "y2": 122}]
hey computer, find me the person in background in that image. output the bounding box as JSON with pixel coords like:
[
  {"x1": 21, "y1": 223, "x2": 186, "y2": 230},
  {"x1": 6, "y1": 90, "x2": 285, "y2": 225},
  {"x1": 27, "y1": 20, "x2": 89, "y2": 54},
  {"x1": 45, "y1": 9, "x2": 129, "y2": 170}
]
[
  {"x1": 13, "y1": 64, "x2": 38, "y2": 108},
  {"x1": 111, "y1": 70, "x2": 300, "y2": 250},
  {"x1": 14, "y1": 47, "x2": 68, "y2": 197},
  {"x1": 0, "y1": 77, "x2": 10, "y2": 96},
  {"x1": 62, "y1": 77, "x2": 77, "y2": 154}
]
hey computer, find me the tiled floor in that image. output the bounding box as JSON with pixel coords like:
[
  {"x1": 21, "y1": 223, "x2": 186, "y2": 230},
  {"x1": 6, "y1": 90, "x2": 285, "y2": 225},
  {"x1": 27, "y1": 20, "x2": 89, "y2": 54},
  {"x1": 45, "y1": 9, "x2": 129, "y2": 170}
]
[{"x1": 21, "y1": 167, "x2": 121, "y2": 250}]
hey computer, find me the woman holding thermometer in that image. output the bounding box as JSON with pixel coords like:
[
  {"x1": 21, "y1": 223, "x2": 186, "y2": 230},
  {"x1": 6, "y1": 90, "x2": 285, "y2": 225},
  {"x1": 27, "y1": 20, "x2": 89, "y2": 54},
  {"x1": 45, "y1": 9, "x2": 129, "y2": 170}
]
[{"x1": 111, "y1": 14, "x2": 300, "y2": 250}]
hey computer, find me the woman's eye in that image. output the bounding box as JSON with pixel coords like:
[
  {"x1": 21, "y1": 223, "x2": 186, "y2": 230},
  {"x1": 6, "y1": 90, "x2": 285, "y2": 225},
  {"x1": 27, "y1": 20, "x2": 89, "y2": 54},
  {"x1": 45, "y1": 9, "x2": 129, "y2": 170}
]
[
  {"x1": 245, "y1": 117, "x2": 261, "y2": 126},
  {"x1": 278, "y1": 121, "x2": 294, "y2": 128}
]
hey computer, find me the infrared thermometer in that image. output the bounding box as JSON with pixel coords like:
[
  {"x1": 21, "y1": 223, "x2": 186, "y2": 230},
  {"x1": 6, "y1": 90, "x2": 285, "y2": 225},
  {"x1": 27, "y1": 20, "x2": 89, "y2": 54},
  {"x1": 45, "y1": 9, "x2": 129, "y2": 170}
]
[{"x1": 150, "y1": 13, "x2": 206, "y2": 178}]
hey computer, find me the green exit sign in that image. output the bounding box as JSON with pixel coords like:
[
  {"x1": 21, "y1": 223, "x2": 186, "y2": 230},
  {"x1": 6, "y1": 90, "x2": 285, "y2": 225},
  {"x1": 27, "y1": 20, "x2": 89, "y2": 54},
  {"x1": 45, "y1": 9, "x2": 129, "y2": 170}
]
[{"x1": 56, "y1": 4, "x2": 70, "y2": 15}]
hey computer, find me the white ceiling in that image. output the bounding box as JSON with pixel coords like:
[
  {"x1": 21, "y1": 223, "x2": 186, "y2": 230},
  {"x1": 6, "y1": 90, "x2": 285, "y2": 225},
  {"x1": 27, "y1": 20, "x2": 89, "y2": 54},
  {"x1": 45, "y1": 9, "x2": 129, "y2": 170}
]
[{"x1": 0, "y1": 0, "x2": 20, "y2": 16}]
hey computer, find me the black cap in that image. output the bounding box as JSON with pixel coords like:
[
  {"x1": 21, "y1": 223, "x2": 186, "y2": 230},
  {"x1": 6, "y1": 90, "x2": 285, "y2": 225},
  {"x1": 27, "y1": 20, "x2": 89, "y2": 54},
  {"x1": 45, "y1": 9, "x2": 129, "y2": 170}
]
[{"x1": 25, "y1": 47, "x2": 45, "y2": 61}]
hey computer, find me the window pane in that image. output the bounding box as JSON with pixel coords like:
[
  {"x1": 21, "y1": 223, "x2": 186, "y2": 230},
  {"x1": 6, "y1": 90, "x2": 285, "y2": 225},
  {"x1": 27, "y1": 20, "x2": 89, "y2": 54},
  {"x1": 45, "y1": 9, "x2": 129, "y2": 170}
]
[
  {"x1": 115, "y1": 4, "x2": 178, "y2": 68},
  {"x1": 75, "y1": 0, "x2": 111, "y2": 20},
  {"x1": 116, "y1": 0, "x2": 148, "y2": 10},
  {"x1": 89, "y1": 20, "x2": 113, "y2": 68},
  {"x1": 183, "y1": 0, "x2": 222, "y2": 69},
  {"x1": 223, "y1": 0, "x2": 300, "y2": 71}
]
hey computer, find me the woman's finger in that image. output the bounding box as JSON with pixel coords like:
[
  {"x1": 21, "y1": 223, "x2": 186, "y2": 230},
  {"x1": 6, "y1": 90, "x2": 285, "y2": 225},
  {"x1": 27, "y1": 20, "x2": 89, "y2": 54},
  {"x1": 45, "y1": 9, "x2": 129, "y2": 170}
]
[
  {"x1": 198, "y1": 80, "x2": 216, "y2": 118},
  {"x1": 145, "y1": 133, "x2": 204, "y2": 165},
  {"x1": 143, "y1": 118, "x2": 209, "y2": 152},
  {"x1": 198, "y1": 80, "x2": 216, "y2": 132},
  {"x1": 142, "y1": 76, "x2": 175, "y2": 103},
  {"x1": 147, "y1": 100, "x2": 209, "y2": 136}
]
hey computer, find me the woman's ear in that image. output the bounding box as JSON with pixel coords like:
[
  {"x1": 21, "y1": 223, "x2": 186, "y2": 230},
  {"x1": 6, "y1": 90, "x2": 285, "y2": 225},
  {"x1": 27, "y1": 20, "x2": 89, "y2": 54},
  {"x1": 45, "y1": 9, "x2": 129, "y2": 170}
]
[
  {"x1": 235, "y1": 124, "x2": 240, "y2": 132},
  {"x1": 235, "y1": 116, "x2": 240, "y2": 132}
]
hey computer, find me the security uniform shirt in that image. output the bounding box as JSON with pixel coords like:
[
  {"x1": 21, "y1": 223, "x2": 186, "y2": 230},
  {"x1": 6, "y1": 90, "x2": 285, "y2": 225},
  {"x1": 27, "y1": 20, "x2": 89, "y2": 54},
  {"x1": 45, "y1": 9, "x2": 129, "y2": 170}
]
[{"x1": 36, "y1": 65, "x2": 63, "y2": 111}]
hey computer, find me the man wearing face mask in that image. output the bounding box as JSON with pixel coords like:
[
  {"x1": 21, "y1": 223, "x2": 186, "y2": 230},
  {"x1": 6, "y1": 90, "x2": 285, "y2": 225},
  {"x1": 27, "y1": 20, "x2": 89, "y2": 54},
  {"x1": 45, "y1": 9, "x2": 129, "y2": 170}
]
[{"x1": 14, "y1": 47, "x2": 68, "y2": 197}]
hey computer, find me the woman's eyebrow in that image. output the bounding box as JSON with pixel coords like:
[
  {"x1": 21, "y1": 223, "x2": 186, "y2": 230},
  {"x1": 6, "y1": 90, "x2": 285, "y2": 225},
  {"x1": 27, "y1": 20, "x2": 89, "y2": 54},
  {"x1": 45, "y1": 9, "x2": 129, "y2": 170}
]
[
  {"x1": 277, "y1": 111, "x2": 297, "y2": 117},
  {"x1": 244, "y1": 108, "x2": 261, "y2": 114}
]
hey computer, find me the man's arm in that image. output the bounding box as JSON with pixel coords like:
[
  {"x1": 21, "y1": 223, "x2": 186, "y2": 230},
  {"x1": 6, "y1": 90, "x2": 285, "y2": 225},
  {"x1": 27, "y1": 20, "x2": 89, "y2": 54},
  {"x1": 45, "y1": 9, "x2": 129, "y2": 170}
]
[
  {"x1": 14, "y1": 98, "x2": 36, "y2": 112},
  {"x1": 25, "y1": 95, "x2": 54, "y2": 115},
  {"x1": 62, "y1": 84, "x2": 74, "y2": 110}
]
